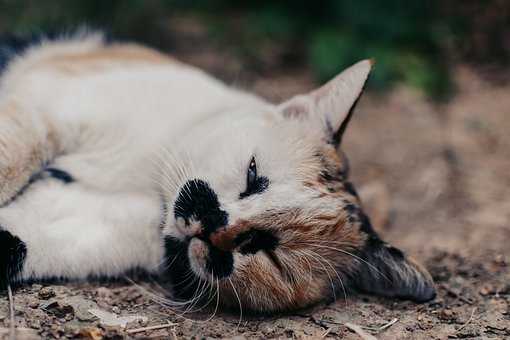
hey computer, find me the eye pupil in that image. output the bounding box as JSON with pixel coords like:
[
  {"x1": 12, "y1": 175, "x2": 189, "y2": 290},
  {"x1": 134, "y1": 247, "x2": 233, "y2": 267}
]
[
  {"x1": 247, "y1": 158, "x2": 257, "y2": 186},
  {"x1": 240, "y1": 156, "x2": 269, "y2": 199}
]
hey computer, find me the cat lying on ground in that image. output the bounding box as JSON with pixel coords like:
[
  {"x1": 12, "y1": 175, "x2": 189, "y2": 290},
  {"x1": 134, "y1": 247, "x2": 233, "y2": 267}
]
[{"x1": 0, "y1": 32, "x2": 435, "y2": 313}]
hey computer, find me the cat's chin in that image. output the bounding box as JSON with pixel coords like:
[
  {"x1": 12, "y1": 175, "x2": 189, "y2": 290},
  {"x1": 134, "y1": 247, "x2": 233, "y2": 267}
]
[
  {"x1": 187, "y1": 238, "x2": 213, "y2": 280},
  {"x1": 163, "y1": 236, "x2": 232, "y2": 302}
]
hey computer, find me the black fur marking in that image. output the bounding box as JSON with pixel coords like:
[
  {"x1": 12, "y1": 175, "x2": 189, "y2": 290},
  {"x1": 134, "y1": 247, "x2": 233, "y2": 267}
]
[
  {"x1": 319, "y1": 170, "x2": 337, "y2": 182},
  {"x1": 348, "y1": 210, "x2": 436, "y2": 303},
  {"x1": 316, "y1": 149, "x2": 349, "y2": 183},
  {"x1": 343, "y1": 181, "x2": 359, "y2": 198},
  {"x1": 353, "y1": 240, "x2": 436, "y2": 303},
  {"x1": 342, "y1": 201, "x2": 380, "y2": 239},
  {"x1": 163, "y1": 236, "x2": 201, "y2": 299},
  {"x1": 235, "y1": 229, "x2": 279, "y2": 255},
  {"x1": 0, "y1": 229, "x2": 27, "y2": 289},
  {"x1": 205, "y1": 245, "x2": 234, "y2": 278},
  {"x1": 0, "y1": 166, "x2": 74, "y2": 209},
  {"x1": 239, "y1": 176, "x2": 269, "y2": 199},
  {"x1": 174, "y1": 179, "x2": 228, "y2": 238},
  {"x1": 45, "y1": 168, "x2": 74, "y2": 184},
  {"x1": 386, "y1": 245, "x2": 405, "y2": 260},
  {"x1": 325, "y1": 118, "x2": 336, "y2": 145},
  {"x1": 357, "y1": 210, "x2": 379, "y2": 237}
]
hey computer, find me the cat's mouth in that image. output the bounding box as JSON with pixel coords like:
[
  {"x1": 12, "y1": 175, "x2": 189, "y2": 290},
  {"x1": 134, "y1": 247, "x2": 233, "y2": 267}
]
[{"x1": 162, "y1": 227, "x2": 280, "y2": 300}]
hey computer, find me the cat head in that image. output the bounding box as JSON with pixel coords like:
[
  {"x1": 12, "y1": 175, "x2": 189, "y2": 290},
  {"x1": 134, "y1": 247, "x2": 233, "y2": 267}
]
[{"x1": 159, "y1": 60, "x2": 436, "y2": 313}]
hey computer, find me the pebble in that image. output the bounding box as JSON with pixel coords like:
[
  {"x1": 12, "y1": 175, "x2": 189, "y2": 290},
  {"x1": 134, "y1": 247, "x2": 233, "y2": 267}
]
[
  {"x1": 28, "y1": 299, "x2": 40, "y2": 309},
  {"x1": 38, "y1": 287, "x2": 56, "y2": 300},
  {"x1": 41, "y1": 300, "x2": 75, "y2": 319}
]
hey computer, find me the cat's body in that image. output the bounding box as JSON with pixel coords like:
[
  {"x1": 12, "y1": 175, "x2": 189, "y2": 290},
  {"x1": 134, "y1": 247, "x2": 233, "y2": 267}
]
[
  {"x1": 0, "y1": 32, "x2": 435, "y2": 312},
  {"x1": 0, "y1": 33, "x2": 268, "y2": 279}
]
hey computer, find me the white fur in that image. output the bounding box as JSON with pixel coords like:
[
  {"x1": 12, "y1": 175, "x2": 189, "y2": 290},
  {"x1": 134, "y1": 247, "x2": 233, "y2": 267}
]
[{"x1": 0, "y1": 34, "x2": 370, "y2": 282}]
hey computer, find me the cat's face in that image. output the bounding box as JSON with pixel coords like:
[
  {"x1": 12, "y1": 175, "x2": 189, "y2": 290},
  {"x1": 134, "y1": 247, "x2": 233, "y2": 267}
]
[{"x1": 160, "y1": 60, "x2": 436, "y2": 313}]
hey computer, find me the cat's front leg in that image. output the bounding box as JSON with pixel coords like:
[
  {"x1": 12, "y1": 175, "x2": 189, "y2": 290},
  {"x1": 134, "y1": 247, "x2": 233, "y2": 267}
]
[{"x1": 0, "y1": 180, "x2": 165, "y2": 284}]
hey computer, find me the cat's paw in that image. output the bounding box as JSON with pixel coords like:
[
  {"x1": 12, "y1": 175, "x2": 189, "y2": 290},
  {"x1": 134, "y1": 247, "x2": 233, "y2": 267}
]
[{"x1": 0, "y1": 228, "x2": 27, "y2": 288}]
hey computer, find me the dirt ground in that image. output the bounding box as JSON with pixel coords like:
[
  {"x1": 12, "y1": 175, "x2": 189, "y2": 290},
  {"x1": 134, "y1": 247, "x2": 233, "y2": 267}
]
[{"x1": 1, "y1": 26, "x2": 510, "y2": 339}]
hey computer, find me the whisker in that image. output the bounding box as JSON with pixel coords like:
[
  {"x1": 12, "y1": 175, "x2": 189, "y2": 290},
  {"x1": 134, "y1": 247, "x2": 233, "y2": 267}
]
[
  {"x1": 290, "y1": 241, "x2": 391, "y2": 284},
  {"x1": 228, "y1": 278, "x2": 243, "y2": 329},
  {"x1": 204, "y1": 275, "x2": 221, "y2": 322},
  {"x1": 306, "y1": 250, "x2": 348, "y2": 303}
]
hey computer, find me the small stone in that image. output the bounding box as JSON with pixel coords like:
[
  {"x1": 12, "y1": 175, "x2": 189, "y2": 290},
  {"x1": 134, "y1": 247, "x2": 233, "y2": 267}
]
[
  {"x1": 112, "y1": 306, "x2": 120, "y2": 314},
  {"x1": 439, "y1": 309, "x2": 456, "y2": 322},
  {"x1": 41, "y1": 300, "x2": 75, "y2": 319},
  {"x1": 38, "y1": 287, "x2": 56, "y2": 300},
  {"x1": 64, "y1": 296, "x2": 99, "y2": 322},
  {"x1": 494, "y1": 254, "x2": 507, "y2": 266},
  {"x1": 443, "y1": 310, "x2": 453, "y2": 317},
  {"x1": 479, "y1": 284, "x2": 497, "y2": 296},
  {"x1": 456, "y1": 324, "x2": 480, "y2": 338},
  {"x1": 28, "y1": 299, "x2": 40, "y2": 309}
]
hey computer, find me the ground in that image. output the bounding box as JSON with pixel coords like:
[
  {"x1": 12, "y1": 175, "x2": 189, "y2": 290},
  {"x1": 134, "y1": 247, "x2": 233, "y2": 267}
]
[{"x1": 1, "y1": 26, "x2": 510, "y2": 339}]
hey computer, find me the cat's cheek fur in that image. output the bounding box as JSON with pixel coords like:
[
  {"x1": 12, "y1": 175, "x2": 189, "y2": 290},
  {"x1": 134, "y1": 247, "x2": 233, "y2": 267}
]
[
  {"x1": 221, "y1": 252, "x2": 339, "y2": 312},
  {"x1": 0, "y1": 228, "x2": 27, "y2": 288}
]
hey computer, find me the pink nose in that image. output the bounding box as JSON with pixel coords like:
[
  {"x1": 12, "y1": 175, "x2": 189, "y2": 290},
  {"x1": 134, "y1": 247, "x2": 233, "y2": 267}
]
[
  {"x1": 210, "y1": 220, "x2": 251, "y2": 251},
  {"x1": 210, "y1": 228, "x2": 237, "y2": 251}
]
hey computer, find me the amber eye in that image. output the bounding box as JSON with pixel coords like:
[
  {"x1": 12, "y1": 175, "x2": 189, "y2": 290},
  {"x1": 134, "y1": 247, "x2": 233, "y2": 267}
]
[{"x1": 240, "y1": 156, "x2": 269, "y2": 199}]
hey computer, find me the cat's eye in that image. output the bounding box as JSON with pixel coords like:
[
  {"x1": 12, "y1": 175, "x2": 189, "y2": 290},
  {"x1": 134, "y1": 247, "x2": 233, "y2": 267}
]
[
  {"x1": 247, "y1": 157, "x2": 257, "y2": 188},
  {"x1": 240, "y1": 156, "x2": 269, "y2": 199}
]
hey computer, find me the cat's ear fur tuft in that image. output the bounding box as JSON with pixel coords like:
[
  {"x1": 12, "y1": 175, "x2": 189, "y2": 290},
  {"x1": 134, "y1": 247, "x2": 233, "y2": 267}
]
[
  {"x1": 279, "y1": 59, "x2": 372, "y2": 145},
  {"x1": 354, "y1": 241, "x2": 436, "y2": 303}
]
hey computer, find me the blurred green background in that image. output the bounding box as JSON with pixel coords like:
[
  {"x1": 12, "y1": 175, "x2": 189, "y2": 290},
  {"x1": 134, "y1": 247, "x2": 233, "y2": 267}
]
[{"x1": 0, "y1": 0, "x2": 509, "y2": 100}]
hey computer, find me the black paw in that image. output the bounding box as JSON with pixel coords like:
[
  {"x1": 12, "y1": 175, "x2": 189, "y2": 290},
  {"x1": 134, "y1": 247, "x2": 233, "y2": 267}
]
[{"x1": 0, "y1": 229, "x2": 27, "y2": 288}]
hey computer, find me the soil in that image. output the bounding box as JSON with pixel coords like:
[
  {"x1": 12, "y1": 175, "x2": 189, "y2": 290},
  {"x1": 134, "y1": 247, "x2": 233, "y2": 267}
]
[{"x1": 1, "y1": 23, "x2": 509, "y2": 339}]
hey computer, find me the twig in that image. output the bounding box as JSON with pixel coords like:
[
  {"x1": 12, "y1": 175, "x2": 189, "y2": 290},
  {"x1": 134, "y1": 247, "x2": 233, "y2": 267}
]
[
  {"x1": 454, "y1": 307, "x2": 476, "y2": 334},
  {"x1": 7, "y1": 284, "x2": 15, "y2": 340},
  {"x1": 377, "y1": 318, "x2": 398, "y2": 332},
  {"x1": 126, "y1": 322, "x2": 177, "y2": 334},
  {"x1": 345, "y1": 323, "x2": 378, "y2": 340},
  {"x1": 362, "y1": 318, "x2": 398, "y2": 333},
  {"x1": 321, "y1": 328, "x2": 332, "y2": 338}
]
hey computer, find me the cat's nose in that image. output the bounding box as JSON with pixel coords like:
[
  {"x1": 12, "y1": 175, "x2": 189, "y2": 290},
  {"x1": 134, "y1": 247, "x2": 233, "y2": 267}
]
[{"x1": 210, "y1": 227, "x2": 237, "y2": 251}]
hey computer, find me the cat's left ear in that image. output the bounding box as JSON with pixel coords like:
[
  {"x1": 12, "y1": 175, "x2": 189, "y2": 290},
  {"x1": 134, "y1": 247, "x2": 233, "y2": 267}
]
[{"x1": 278, "y1": 59, "x2": 372, "y2": 145}]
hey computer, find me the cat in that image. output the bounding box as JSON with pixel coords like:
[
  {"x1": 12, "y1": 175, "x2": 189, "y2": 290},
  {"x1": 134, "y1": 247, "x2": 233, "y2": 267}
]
[{"x1": 0, "y1": 31, "x2": 435, "y2": 313}]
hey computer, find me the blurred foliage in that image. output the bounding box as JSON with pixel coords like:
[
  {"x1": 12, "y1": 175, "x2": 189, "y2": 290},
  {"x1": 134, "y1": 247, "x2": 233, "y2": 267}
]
[{"x1": 0, "y1": 0, "x2": 509, "y2": 100}]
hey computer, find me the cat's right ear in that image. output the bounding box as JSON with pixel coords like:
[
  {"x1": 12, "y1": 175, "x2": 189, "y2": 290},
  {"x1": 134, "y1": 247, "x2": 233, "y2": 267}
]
[{"x1": 278, "y1": 60, "x2": 372, "y2": 145}]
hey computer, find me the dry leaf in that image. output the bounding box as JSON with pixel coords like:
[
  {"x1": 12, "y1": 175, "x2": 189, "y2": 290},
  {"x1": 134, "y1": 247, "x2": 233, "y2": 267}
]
[
  {"x1": 79, "y1": 327, "x2": 104, "y2": 340},
  {"x1": 88, "y1": 308, "x2": 147, "y2": 328}
]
